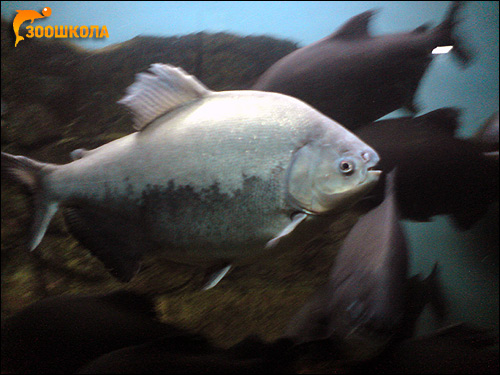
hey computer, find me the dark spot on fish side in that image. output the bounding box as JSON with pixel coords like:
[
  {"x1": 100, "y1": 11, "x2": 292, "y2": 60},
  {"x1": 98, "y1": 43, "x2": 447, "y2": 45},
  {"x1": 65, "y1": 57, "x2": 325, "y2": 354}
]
[
  {"x1": 135, "y1": 173, "x2": 285, "y2": 249},
  {"x1": 63, "y1": 172, "x2": 287, "y2": 281}
]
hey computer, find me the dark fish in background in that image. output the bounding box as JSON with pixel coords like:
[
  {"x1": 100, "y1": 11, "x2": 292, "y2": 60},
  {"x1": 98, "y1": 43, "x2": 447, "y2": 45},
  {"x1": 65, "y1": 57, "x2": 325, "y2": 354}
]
[
  {"x1": 77, "y1": 325, "x2": 498, "y2": 374},
  {"x1": 285, "y1": 171, "x2": 447, "y2": 361},
  {"x1": 1, "y1": 290, "x2": 204, "y2": 374},
  {"x1": 355, "y1": 108, "x2": 499, "y2": 230},
  {"x1": 1, "y1": 64, "x2": 380, "y2": 287},
  {"x1": 76, "y1": 335, "x2": 299, "y2": 374},
  {"x1": 252, "y1": 1, "x2": 471, "y2": 130},
  {"x1": 352, "y1": 323, "x2": 499, "y2": 374}
]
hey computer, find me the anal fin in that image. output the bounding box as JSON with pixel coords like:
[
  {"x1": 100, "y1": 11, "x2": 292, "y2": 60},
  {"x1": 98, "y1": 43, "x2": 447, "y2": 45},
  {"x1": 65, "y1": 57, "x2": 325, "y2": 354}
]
[{"x1": 62, "y1": 205, "x2": 152, "y2": 282}]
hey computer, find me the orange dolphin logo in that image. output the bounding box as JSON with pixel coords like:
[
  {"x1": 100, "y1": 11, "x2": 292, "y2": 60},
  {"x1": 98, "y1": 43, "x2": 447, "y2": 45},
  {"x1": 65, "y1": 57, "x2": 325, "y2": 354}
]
[{"x1": 13, "y1": 7, "x2": 52, "y2": 47}]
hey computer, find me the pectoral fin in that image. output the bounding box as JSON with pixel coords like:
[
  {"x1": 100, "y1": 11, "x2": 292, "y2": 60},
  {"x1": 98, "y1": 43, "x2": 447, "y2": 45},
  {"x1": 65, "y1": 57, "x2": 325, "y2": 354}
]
[
  {"x1": 201, "y1": 264, "x2": 232, "y2": 290},
  {"x1": 265, "y1": 213, "x2": 308, "y2": 249}
]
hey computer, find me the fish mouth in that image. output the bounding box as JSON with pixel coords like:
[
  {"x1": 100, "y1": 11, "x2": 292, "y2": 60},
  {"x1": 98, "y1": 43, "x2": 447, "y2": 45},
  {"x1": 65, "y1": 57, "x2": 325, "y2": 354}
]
[
  {"x1": 357, "y1": 167, "x2": 381, "y2": 191},
  {"x1": 365, "y1": 168, "x2": 382, "y2": 182}
]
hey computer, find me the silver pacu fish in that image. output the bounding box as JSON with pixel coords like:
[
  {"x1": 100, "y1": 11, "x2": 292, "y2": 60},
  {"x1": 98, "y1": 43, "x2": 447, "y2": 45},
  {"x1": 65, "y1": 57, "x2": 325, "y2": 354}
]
[{"x1": 1, "y1": 64, "x2": 380, "y2": 288}]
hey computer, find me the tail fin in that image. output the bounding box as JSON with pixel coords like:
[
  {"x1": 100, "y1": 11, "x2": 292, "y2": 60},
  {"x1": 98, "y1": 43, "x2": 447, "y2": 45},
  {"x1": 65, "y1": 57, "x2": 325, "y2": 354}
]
[
  {"x1": 1, "y1": 152, "x2": 59, "y2": 251},
  {"x1": 436, "y1": 1, "x2": 473, "y2": 66},
  {"x1": 423, "y1": 263, "x2": 449, "y2": 321},
  {"x1": 402, "y1": 263, "x2": 449, "y2": 338}
]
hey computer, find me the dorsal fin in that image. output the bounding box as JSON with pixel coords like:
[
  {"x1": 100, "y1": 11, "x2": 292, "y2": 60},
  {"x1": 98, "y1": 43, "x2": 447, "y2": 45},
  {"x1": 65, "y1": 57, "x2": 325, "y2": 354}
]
[
  {"x1": 329, "y1": 9, "x2": 376, "y2": 40},
  {"x1": 118, "y1": 64, "x2": 211, "y2": 131},
  {"x1": 412, "y1": 23, "x2": 432, "y2": 34}
]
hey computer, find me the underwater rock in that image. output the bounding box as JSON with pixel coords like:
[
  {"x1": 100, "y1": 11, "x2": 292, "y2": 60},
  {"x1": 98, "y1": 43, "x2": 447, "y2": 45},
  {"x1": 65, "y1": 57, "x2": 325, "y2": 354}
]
[
  {"x1": 253, "y1": 1, "x2": 471, "y2": 129},
  {"x1": 2, "y1": 15, "x2": 297, "y2": 140},
  {"x1": 1, "y1": 103, "x2": 62, "y2": 148}
]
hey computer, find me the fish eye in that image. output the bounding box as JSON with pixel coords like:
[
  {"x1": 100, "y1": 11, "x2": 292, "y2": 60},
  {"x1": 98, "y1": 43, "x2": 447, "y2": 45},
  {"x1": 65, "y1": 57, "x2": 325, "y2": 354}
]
[{"x1": 339, "y1": 159, "x2": 354, "y2": 175}]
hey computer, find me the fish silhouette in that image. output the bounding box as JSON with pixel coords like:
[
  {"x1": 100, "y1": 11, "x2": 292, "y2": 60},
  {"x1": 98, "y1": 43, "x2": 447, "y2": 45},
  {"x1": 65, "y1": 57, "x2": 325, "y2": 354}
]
[
  {"x1": 13, "y1": 7, "x2": 52, "y2": 47},
  {"x1": 355, "y1": 108, "x2": 499, "y2": 230},
  {"x1": 1, "y1": 64, "x2": 380, "y2": 286},
  {"x1": 1, "y1": 290, "x2": 193, "y2": 374},
  {"x1": 253, "y1": 1, "x2": 472, "y2": 130}
]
